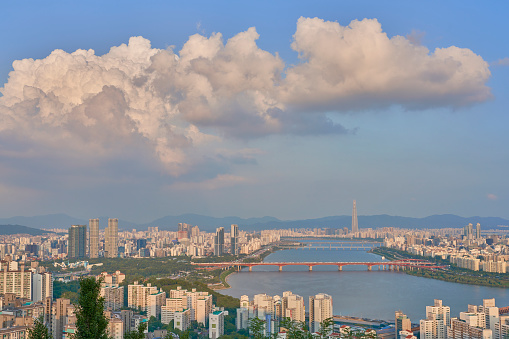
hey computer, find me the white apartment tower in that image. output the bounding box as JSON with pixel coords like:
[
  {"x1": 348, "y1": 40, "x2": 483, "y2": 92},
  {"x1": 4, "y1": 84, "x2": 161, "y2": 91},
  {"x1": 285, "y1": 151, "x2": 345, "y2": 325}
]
[
  {"x1": 283, "y1": 291, "x2": 305, "y2": 323},
  {"x1": 32, "y1": 272, "x2": 53, "y2": 302},
  {"x1": 128, "y1": 282, "x2": 162, "y2": 315},
  {"x1": 427, "y1": 299, "x2": 451, "y2": 327},
  {"x1": 309, "y1": 293, "x2": 333, "y2": 334},
  {"x1": 209, "y1": 310, "x2": 226, "y2": 339}
]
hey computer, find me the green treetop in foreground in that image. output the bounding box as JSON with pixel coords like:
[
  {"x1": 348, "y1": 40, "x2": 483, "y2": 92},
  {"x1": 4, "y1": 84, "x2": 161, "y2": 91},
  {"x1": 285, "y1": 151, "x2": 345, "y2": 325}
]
[
  {"x1": 27, "y1": 316, "x2": 52, "y2": 339},
  {"x1": 74, "y1": 276, "x2": 109, "y2": 339}
]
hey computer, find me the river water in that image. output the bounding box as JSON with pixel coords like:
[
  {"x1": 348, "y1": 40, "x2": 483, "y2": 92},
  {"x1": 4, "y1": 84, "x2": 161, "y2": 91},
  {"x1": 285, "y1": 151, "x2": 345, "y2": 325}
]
[{"x1": 221, "y1": 241, "x2": 509, "y2": 322}]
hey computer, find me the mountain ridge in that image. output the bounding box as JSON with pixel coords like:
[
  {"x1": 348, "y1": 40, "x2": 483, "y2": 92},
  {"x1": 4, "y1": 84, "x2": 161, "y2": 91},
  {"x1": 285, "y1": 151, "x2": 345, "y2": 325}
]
[
  {"x1": 1, "y1": 213, "x2": 508, "y2": 232},
  {"x1": 0, "y1": 224, "x2": 56, "y2": 236}
]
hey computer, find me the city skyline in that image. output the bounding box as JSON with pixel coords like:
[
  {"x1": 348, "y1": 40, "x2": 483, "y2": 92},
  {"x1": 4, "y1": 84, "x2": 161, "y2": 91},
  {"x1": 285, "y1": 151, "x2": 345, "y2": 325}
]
[{"x1": 0, "y1": 1, "x2": 508, "y2": 222}]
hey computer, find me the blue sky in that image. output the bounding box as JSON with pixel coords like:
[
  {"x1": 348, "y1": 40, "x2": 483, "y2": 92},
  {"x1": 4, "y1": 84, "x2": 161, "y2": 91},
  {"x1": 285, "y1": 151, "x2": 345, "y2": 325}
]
[{"x1": 0, "y1": 1, "x2": 508, "y2": 222}]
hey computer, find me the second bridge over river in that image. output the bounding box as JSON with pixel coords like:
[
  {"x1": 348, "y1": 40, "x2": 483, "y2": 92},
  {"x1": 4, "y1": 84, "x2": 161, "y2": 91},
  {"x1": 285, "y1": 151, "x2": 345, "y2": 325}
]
[{"x1": 191, "y1": 259, "x2": 448, "y2": 272}]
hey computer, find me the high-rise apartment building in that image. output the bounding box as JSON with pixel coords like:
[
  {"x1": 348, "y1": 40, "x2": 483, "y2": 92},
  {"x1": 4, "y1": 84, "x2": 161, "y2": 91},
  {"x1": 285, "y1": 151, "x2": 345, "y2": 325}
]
[
  {"x1": 209, "y1": 310, "x2": 226, "y2": 339},
  {"x1": 191, "y1": 225, "x2": 200, "y2": 238},
  {"x1": 128, "y1": 281, "x2": 165, "y2": 319},
  {"x1": 420, "y1": 316, "x2": 446, "y2": 339},
  {"x1": 0, "y1": 263, "x2": 32, "y2": 299},
  {"x1": 51, "y1": 298, "x2": 74, "y2": 339},
  {"x1": 309, "y1": 293, "x2": 333, "y2": 334},
  {"x1": 352, "y1": 200, "x2": 359, "y2": 233},
  {"x1": 89, "y1": 218, "x2": 99, "y2": 258},
  {"x1": 395, "y1": 311, "x2": 412, "y2": 337},
  {"x1": 420, "y1": 300, "x2": 449, "y2": 339},
  {"x1": 121, "y1": 310, "x2": 134, "y2": 335},
  {"x1": 100, "y1": 285, "x2": 124, "y2": 311},
  {"x1": 32, "y1": 272, "x2": 53, "y2": 302},
  {"x1": 214, "y1": 227, "x2": 224, "y2": 256},
  {"x1": 426, "y1": 299, "x2": 451, "y2": 327},
  {"x1": 283, "y1": 291, "x2": 305, "y2": 323},
  {"x1": 105, "y1": 218, "x2": 118, "y2": 258},
  {"x1": 178, "y1": 223, "x2": 192, "y2": 238},
  {"x1": 68, "y1": 225, "x2": 87, "y2": 259},
  {"x1": 231, "y1": 224, "x2": 239, "y2": 255}
]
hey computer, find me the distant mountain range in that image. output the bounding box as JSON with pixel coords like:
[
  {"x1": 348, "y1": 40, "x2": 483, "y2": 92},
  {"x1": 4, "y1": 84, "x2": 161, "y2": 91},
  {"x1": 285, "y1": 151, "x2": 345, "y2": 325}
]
[
  {"x1": 0, "y1": 224, "x2": 55, "y2": 236},
  {"x1": 0, "y1": 213, "x2": 508, "y2": 233}
]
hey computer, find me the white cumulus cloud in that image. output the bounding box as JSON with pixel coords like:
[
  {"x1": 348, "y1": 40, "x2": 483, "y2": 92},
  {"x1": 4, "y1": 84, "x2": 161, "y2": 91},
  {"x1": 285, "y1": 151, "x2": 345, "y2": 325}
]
[
  {"x1": 0, "y1": 17, "x2": 492, "y2": 185},
  {"x1": 280, "y1": 17, "x2": 491, "y2": 112}
]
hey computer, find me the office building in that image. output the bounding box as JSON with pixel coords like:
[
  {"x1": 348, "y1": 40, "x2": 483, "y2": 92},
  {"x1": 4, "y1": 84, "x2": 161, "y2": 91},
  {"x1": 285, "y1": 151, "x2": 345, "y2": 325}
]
[
  {"x1": 68, "y1": 225, "x2": 87, "y2": 259},
  {"x1": 352, "y1": 200, "x2": 359, "y2": 233},
  {"x1": 89, "y1": 218, "x2": 99, "y2": 258},
  {"x1": 105, "y1": 218, "x2": 118, "y2": 258},
  {"x1": 309, "y1": 293, "x2": 333, "y2": 334},
  {"x1": 214, "y1": 227, "x2": 224, "y2": 256},
  {"x1": 231, "y1": 224, "x2": 239, "y2": 255}
]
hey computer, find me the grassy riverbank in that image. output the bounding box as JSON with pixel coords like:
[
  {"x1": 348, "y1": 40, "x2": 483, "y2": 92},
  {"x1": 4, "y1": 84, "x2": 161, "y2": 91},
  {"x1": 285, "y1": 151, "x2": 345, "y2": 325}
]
[{"x1": 371, "y1": 247, "x2": 509, "y2": 288}]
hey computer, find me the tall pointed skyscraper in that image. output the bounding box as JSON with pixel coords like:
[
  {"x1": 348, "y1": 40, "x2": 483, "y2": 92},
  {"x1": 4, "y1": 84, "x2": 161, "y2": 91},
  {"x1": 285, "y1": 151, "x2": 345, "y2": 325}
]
[{"x1": 352, "y1": 200, "x2": 359, "y2": 233}]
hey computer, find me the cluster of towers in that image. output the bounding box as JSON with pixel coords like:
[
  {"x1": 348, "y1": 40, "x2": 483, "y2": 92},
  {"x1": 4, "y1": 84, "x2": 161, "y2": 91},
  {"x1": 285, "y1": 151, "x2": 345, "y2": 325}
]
[
  {"x1": 68, "y1": 218, "x2": 118, "y2": 259},
  {"x1": 213, "y1": 224, "x2": 239, "y2": 256}
]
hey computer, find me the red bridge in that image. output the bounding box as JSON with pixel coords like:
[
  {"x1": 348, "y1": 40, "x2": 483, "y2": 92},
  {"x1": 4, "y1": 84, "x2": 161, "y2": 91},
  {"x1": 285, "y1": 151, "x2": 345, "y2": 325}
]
[{"x1": 191, "y1": 259, "x2": 447, "y2": 272}]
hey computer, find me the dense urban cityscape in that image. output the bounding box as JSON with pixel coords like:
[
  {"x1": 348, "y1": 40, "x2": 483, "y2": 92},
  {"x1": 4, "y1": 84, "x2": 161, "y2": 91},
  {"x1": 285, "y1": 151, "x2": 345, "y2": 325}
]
[{"x1": 1, "y1": 200, "x2": 509, "y2": 338}]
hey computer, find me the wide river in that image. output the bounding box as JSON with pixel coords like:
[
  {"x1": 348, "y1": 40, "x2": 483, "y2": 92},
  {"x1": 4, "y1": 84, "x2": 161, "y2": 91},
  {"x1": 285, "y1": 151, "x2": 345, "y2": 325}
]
[{"x1": 221, "y1": 241, "x2": 509, "y2": 322}]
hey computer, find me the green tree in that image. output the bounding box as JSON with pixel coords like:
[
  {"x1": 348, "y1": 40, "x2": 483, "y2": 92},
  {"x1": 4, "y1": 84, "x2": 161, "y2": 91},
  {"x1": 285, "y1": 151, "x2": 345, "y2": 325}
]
[
  {"x1": 148, "y1": 316, "x2": 163, "y2": 332},
  {"x1": 279, "y1": 318, "x2": 311, "y2": 339},
  {"x1": 27, "y1": 316, "x2": 52, "y2": 339},
  {"x1": 74, "y1": 276, "x2": 109, "y2": 339},
  {"x1": 125, "y1": 322, "x2": 147, "y2": 339},
  {"x1": 248, "y1": 317, "x2": 266, "y2": 339},
  {"x1": 317, "y1": 317, "x2": 334, "y2": 339}
]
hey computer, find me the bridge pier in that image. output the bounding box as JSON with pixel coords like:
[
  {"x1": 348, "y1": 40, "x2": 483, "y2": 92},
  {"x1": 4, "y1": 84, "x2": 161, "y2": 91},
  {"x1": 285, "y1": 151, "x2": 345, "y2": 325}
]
[
  {"x1": 338, "y1": 266, "x2": 342, "y2": 271},
  {"x1": 249, "y1": 266, "x2": 252, "y2": 272},
  {"x1": 279, "y1": 266, "x2": 283, "y2": 272},
  {"x1": 309, "y1": 266, "x2": 313, "y2": 271},
  {"x1": 367, "y1": 266, "x2": 372, "y2": 271}
]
